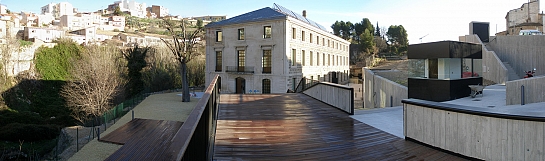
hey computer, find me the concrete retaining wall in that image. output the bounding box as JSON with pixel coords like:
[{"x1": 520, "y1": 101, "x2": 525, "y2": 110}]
[
  {"x1": 487, "y1": 35, "x2": 545, "y2": 78},
  {"x1": 404, "y1": 101, "x2": 545, "y2": 161},
  {"x1": 506, "y1": 75, "x2": 545, "y2": 105},
  {"x1": 363, "y1": 68, "x2": 407, "y2": 108},
  {"x1": 303, "y1": 82, "x2": 354, "y2": 114},
  {"x1": 459, "y1": 35, "x2": 508, "y2": 84}
]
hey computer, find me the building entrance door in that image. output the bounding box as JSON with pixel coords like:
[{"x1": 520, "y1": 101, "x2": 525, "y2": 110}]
[{"x1": 236, "y1": 77, "x2": 246, "y2": 94}]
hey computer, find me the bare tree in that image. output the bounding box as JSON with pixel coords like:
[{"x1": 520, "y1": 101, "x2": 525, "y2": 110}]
[
  {"x1": 160, "y1": 19, "x2": 204, "y2": 102},
  {"x1": 62, "y1": 45, "x2": 125, "y2": 123},
  {"x1": 0, "y1": 32, "x2": 22, "y2": 94}
]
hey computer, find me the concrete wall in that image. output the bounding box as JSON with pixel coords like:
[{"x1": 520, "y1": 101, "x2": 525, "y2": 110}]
[
  {"x1": 506, "y1": 75, "x2": 545, "y2": 105},
  {"x1": 487, "y1": 35, "x2": 545, "y2": 78},
  {"x1": 405, "y1": 103, "x2": 545, "y2": 161},
  {"x1": 303, "y1": 82, "x2": 353, "y2": 114},
  {"x1": 459, "y1": 35, "x2": 508, "y2": 84},
  {"x1": 363, "y1": 68, "x2": 407, "y2": 108}
]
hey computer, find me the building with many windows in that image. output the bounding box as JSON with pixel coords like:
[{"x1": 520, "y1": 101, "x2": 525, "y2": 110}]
[
  {"x1": 41, "y1": 2, "x2": 76, "y2": 19},
  {"x1": 205, "y1": 4, "x2": 350, "y2": 94}
]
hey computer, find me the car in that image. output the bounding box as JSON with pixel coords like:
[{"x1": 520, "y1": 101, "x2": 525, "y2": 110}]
[{"x1": 519, "y1": 30, "x2": 543, "y2": 35}]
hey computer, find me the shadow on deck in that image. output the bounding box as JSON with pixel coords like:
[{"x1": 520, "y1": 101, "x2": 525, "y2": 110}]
[{"x1": 214, "y1": 93, "x2": 466, "y2": 160}]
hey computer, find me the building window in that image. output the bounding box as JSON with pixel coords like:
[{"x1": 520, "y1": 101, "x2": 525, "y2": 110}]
[
  {"x1": 310, "y1": 33, "x2": 313, "y2": 43},
  {"x1": 237, "y1": 50, "x2": 245, "y2": 72},
  {"x1": 264, "y1": 26, "x2": 272, "y2": 38},
  {"x1": 328, "y1": 39, "x2": 330, "y2": 47},
  {"x1": 302, "y1": 50, "x2": 306, "y2": 66},
  {"x1": 292, "y1": 49, "x2": 297, "y2": 66},
  {"x1": 322, "y1": 38, "x2": 325, "y2": 46},
  {"x1": 328, "y1": 54, "x2": 331, "y2": 66},
  {"x1": 262, "y1": 79, "x2": 271, "y2": 94},
  {"x1": 238, "y1": 28, "x2": 245, "y2": 40},
  {"x1": 215, "y1": 51, "x2": 222, "y2": 71},
  {"x1": 322, "y1": 53, "x2": 325, "y2": 66},
  {"x1": 292, "y1": 28, "x2": 296, "y2": 39},
  {"x1": 317, "y1": 52, "x2": 320, "y2": 66},
  {"x1": 317, "y1": 36, "x2": 319, "y2": 44},
  {"x1": 302, "y1": 31, "x2": 305, "y2": 41},
  {"x1": 263, "y1": 50, "x2": 272, "y2": 73},
  {"x1": 216, "y1": 31, "x2": 222, "y2": 42},
  {"x1": 310, "y1": 51, "x2": 313, "y2": 66}
]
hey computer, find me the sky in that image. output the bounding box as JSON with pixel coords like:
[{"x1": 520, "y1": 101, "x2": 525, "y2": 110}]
[{"x1": 0, "y1": 0, "x2": 539, "y2": 44}]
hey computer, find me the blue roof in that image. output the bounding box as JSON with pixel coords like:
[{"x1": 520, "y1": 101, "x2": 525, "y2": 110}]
[
  {"x1": 205, "y1": 7, "x2": 286, "y2": 28},
  {"x1": 206, "y1": 4, "x2": 329, "y2": 32}
]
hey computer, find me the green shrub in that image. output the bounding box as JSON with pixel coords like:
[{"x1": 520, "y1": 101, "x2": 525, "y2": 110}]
[
  {"x1": 0, "y1": 123, "x2": 60, "y2": 141},
  {"x1": 35, "y1": 40, "x2": 81, "y2": 81},
  {"x1": 0, "y1": 110, "x2": 45, "y2": 126}
]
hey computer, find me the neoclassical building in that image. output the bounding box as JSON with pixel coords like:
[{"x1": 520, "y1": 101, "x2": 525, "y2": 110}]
[{"x1": 205, "y1": 4, "x2": 350, "y2": 94}]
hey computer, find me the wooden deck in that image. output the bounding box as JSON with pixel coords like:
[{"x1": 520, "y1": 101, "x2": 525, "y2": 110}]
[
  {"x1": 100, "y1": 118, "x2": 183, "y2": 161},
  {"x1": 214, "y1": 94, "x2": 467, "y2": 161}
]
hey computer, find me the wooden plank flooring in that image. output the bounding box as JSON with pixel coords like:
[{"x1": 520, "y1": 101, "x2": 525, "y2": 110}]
[
  {"x1": 214, "y1": 94, "x2": 467, "y2": 161},
  {"x1": 100, "y1": 118, "x2": 183, "y2": 161}
]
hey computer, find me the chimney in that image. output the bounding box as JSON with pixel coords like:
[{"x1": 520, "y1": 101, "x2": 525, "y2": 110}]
[{"x1": 303, "y1": 10, "x2": 306, "y2": 18}]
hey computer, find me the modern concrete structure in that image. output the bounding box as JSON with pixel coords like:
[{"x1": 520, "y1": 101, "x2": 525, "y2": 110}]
[
  {"x1": 407, "y1": 41, "x2": 483, "y2": 102},
  {"x1": 41, "y1": 2, "x2": 76, "y2": 19},
  {"x1": 363, "y1": 68, "x2": 408, "y2": 108},
  {"x1": 204, "y1": 4, "x2": 350, "y2": 94}
]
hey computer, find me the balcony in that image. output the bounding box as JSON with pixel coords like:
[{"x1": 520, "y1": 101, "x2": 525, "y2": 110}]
[{"x1": 226, "y1": 66, "x2": 254, "y2": 74}]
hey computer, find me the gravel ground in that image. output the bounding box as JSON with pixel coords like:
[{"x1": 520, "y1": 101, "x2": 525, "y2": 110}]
[{"x1": 64, "y1": 92, "x2": 199, "y2": 161}]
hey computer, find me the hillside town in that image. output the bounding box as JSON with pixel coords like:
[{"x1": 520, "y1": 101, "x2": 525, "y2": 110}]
[{"x1": 0, "y1": 0, "x2": 224, "y2": 76}]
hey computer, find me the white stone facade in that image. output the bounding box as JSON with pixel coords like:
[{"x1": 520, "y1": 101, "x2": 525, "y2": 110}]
[
  {"x1": 24, "y1": 27, "x2": 65, "y2": 43},
  {"x1": 108, "y1": 0, "x2": 147, "y2": 18},
  {"x1": 205, "y1": 9, "x2": 350, "y2": 94},
  {"x1": 41, "y1": 2, "x2": 76, "y2": 19},
  {"x1": 0, "y1": 4, "x2": 7, "y2": 14},
  {"x1": 505, "y1": 0, "x2": 541, "y2": 34}
]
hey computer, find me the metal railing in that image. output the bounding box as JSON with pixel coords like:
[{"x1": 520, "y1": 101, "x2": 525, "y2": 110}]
[
  {"x1": 225, "y1": 66, "x2": 254, "y2": 73},
  {"x1": 168, "y1": 75, "x2": 220, "y2": 161},
  {"x1": 294, "y1": 77, "x2": 320, "y2": 93}
]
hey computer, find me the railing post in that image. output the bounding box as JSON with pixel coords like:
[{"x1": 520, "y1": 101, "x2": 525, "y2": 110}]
[
  {"x1": 132, "y1": 110, "x2": 134, "y2": 120},
  {"x1": 521, "y1": 85, "x2": 525, "y2": 105},
  {"x1": 391, "y1": 96, "x2": 393, "y2": 107},
  {"x1": 97, "y1": 127, "x2": 100, "y2": 140},
  {"x1": 76, "y1": 127, "x2": 79, "y2": 152}
]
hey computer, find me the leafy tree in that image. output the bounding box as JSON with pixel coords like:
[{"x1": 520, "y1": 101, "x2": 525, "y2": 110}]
[
  {"x1": 359, "y1": 29, "x2": 375, "y2": 54},
  {"x1": 123, "y1": 45, "x2": 150, "y2": 98},
  {"x1": 114, "y1": 6, "x2": 122, "y2": 16},
  {"x1": 160, "y1": 19, "x2": 204, "y2": 102},
  {"x1": 353, "y1": 18, "x2": 374, "y2": 42},
  {"x1": 331, "y1": 21, "x2": 342, "y2": 37},
  {"x1": 342, "y1": 21, "x2": 353, "y2": 40},
  {"x1": 35, "y1": 39, "x2": 81, "y2": 81},
  {"x1": 386, "y1": 25, "x2": 409, "y2": 54},
  {"x1": 196, "y1": 19, "x2": 203, "y2": 28},
  {"x1": 375, "y1": 22, "x2": 381, "y2": 37}
]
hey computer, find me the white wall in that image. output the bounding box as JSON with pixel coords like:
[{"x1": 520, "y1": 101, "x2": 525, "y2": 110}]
[
  {"x1": 363, "y1": 68, "x2": 408, "y2": 108},
  {"x1": 205, "y1": 14, "x2": 349, "y2": 94}
]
